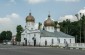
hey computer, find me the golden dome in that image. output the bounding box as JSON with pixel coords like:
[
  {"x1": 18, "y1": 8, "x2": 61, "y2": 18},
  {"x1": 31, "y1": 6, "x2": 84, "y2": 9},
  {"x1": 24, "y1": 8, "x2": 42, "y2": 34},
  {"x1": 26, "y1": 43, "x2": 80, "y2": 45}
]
[
  {"x1": 44, "y1": 14, "x2": 54, "y2": 27},
  {"x1": 26, "y1": 13, "x2": 35, "y2": 22}
]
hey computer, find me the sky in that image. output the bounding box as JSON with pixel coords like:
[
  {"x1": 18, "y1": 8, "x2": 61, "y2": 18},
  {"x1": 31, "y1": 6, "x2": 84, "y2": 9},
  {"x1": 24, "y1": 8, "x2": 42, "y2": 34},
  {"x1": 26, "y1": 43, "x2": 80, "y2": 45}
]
[{"x1": 0, "y1": 0, "x2": 85, "y2": 35}]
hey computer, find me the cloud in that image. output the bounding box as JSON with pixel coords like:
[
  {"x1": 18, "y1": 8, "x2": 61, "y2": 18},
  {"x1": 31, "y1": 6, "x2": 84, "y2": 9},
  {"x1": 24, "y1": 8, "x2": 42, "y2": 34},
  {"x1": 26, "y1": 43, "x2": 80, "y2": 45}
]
[
  {"x1": 78, "y1": 7, "x2": 85, "y2": 15},
  {"x1": 10, "y1": 0, "x2": 15, "y2": 2},
  {"x1": 59, "y1": 7, "x2": 85, "y2": 22},
  {"x1": 59, "y1": 15, "x2": 77, "y2": 22},
  {"x1": 26, "y1": 0, "x2": 47, "y2": 4},
  {"x1": 75, "y1": 7, "x2": 85, "y2": 19},
  {"x1": 0, "y1": 13, "x2": 23, "y2": 35},
  {"x1": 56, "y1": 0, "x2": 80, "y2": 2},
  {"x1": 9, "y1": 0, "x2": 16, "y2": 4}
]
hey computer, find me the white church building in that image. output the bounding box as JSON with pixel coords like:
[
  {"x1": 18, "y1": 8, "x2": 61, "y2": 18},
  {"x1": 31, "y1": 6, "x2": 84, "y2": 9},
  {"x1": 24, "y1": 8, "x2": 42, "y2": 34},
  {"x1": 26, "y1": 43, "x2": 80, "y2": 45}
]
[{"x1": 21, "y1": 12, "x2": 75, "y2": 46}]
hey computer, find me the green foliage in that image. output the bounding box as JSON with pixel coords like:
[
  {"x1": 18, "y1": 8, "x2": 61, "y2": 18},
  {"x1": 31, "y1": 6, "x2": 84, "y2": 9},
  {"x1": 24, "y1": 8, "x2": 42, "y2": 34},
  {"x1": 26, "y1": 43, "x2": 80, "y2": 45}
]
[
  {"x1": 60, "y1": 19, "x2": 71, "y2": 34},
  {"x1": 59, "y1": 15, "x2": 85, "y2": 43},
  {"x1": 0, "y1": 31, "x2": 12, "y2": 42},
  {"x1": 0, "y1": 31, "x2": 7, "y2": 40},
  {"x1": 6, "y1": 31, "x2": 12, "y2": 40},
  {"x1": 38, "y1": 22, "x2": 42, "y2": 30},
  {"x1": 16, "y1": 25, "x2": 23, "y2": 42},
  {"x1": 54, "y1": 21, "x2": 58, "y2": 29}
]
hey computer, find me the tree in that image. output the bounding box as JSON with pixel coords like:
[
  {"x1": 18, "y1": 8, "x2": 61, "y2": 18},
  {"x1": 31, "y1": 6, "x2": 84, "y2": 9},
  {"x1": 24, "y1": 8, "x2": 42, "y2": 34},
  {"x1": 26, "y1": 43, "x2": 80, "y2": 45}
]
[
  {"x1": 59, "y1": 19, "x2": 81, "y2": 43},
  {"x1": 81, "y1": 15, "x2": 85, "y2": 42},
  {"x1": 60, "y1": 19, "x2": 71, "y2": 34},
  {"x1": 0, "y1": 31, "x2": 6, "y2": 41},
  {"x1": 16, "y1": 25, "x2": 23, "y2": 42},
  {"x1": 38, "y1": 22, "x2": 42, "y2": 30},
  {"x1": 0, "y1": 31, "x2": 12, "y2": 43},
  {"x1": 54, "y1": 21, "x2": 58, "y2": 29},
  {"x1": 6, "y1": 31, "x2": 12, "y2": 40}
]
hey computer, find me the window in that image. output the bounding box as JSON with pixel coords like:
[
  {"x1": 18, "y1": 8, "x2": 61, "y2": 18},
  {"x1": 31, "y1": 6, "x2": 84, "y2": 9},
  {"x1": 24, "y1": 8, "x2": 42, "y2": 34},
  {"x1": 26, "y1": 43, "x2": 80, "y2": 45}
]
[
  {"x1": 52, "y1": 39, "x2": 54, "y2": 45},
  {"x1": 57, "y1": 39, "x2": 60, "y2": 43},
  {"x1": 70, "y1": 39, "x2": 71, "y2": 43},
  {"x1": 64, "y1": 39, "x2": 66, "y2": 43},
  {"x1": 45, "y1": 40, "x2": 47, "y2": 46}
]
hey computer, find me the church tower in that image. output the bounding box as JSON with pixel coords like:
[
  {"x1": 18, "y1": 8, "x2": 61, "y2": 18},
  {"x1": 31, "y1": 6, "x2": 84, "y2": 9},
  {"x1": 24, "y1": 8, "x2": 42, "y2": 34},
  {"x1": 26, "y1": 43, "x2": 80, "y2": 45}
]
[
  {"x1": 44, "y1": 14, "x2": 54, "y2": 32},
  {"x1": 26, "y1": 12, "x2": 35, "y2": 30},
  {"x1": 56, "y1": 24, "x2": 60, "y2": 32}
]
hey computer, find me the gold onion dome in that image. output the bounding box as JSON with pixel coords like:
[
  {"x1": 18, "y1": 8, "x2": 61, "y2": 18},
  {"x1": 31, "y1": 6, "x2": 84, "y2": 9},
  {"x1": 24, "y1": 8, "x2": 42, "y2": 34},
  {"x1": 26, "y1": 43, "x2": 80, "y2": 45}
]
[
  {"x1": 26, "y1": 13, "x2": 35, "y2": 22},
  {"x1": 44, "y1": 14, "x2": 54, "y2": 27}
]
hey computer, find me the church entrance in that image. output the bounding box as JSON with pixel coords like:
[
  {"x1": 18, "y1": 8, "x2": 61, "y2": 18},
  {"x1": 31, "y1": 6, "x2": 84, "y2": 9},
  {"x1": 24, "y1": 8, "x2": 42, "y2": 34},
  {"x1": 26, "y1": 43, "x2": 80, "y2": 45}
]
[
  {"x1": 45, "y1": 40, "x2": 47, "y2": 46},
  {"x1": 25, "y1": 40, "x2": 27, "y2": 46},
  {"x1": 24, "y1": 38, "x2": 27, "y2": 46},
  {"x1": 34, "y1": 39, "x2": 36, "y2": 46}
]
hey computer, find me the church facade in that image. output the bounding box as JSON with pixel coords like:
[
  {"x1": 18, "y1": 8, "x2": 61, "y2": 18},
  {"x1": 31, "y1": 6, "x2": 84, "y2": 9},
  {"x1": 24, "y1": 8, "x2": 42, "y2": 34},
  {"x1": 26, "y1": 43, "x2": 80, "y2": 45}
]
[{"x1": 21, "y1": 12, "x2": 75, "y2": 46}]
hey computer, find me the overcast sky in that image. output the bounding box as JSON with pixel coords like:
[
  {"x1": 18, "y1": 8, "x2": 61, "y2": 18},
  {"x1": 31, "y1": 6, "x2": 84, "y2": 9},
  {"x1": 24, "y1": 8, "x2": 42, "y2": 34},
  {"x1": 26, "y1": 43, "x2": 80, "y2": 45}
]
[{"x1": 0, "y1": 0, "x2": 85, "y2": 35}]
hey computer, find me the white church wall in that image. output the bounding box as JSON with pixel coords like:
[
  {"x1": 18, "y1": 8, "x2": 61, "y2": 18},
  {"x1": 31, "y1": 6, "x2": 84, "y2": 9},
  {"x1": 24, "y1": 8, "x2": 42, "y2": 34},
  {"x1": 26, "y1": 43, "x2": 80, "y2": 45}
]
[
  {"x1": 40, "y1": 37, "x2": 58, "y2": 46},
  {"x1": 35, "y1": 32, "x2": 40, "y2": 45},
  {"x1": 45, "y1": 26, "x2": 54, "y2": 32},
  {"x1": 27, "y1": 33, "x2": 30, "y2": 45},
  {"x1": 21, "y1": 32, "x2": 75, "y2": 46},
  {"x1": 26, "y1": 22, "x2": 35, "y2": 30},
  {"x1": 21, "y1": 34, "x2": 24, "y2": 42},
  {"x1": 26, "y1": 32, "x2": 40, "y2": 46},
  {"x1": 29, "y1": 33, "x2": 34, "y2": 45},
  {"x1": 59, "y1": 37, "x2": 75, "y2": 44},
  {"x1": 52, "y1": 38, "x2": 58, "y2": 46},
  {"x1": 71, "y1": 38, "x2": 75, "y2": 43},
  {"x1": 57, "y1": 28, "x2": 60, "y2": 32},
  {"x1": 21, "y1": 34, "x2": 26, "y2": 45}
]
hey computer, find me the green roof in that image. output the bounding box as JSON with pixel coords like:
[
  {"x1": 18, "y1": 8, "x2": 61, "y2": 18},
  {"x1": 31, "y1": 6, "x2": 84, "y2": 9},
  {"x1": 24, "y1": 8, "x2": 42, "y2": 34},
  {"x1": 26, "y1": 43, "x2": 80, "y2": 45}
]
[{"x1": 40, "y1": 30, "x2": 74, "y2": 38}]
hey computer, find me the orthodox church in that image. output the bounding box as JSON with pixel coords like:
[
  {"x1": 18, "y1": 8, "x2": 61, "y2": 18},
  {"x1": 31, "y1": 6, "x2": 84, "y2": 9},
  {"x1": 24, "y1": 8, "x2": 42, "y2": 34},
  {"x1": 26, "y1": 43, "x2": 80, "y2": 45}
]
[{"x1": 21, "y1": 12, "x2": 75, "y2": 46}]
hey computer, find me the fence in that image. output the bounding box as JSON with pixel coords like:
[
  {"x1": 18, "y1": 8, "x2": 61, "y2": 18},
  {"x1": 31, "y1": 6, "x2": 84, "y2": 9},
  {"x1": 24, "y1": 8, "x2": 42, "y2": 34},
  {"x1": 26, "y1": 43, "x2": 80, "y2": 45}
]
[{"x1": 58, "y1": 43, "x2": 85, "y2": 48}]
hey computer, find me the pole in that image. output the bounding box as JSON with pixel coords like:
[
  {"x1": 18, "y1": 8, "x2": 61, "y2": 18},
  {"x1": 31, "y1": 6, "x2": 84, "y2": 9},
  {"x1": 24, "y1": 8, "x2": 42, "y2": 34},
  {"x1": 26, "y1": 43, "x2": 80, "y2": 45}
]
[
  {"x1": 80, "y1": 27, "x2": 81, "y2": 43},
  {"x1": 76, "y1": 35, "x2": 77, "y2": 43},
  {"x1": 79, "y1": 13, "x2": 81, "y2": 43}
]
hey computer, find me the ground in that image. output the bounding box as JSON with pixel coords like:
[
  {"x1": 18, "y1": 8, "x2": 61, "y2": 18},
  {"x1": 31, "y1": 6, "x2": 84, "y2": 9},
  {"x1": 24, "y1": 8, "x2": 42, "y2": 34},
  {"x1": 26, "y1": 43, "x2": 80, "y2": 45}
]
[{"x1": 0, "y1": 44, "x2": 85, "y2": 55}]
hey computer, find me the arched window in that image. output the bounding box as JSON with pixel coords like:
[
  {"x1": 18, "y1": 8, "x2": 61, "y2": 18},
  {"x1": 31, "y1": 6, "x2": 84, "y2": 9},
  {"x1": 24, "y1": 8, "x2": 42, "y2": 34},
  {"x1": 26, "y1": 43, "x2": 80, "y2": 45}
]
[
  {"x1": 64, "y1": 39, "x2": 66, "y2": 43},
  {"x1": 52, "y1": 39, "x2": 54, "y2": 45},
  {"x1": 45, "y1": 40, "x2": 47, "y2": 46},
  {"x1": 70, "y1": 39, "x2": 71, "y2": 43},
  {"x1": 57, "y1": 39, "x2": 60, "y2": 43}
]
